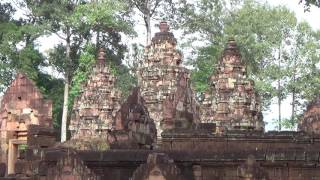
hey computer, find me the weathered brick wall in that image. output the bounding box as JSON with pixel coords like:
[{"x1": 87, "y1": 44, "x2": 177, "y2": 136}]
[
  {"x1": 161, "y1": 131, "x2": 320, "y2": 153},
  {"x1": 0, "y1": 73, "x2": 52, "y2": 131},
  {"x1": 0, "y1": 73, "x2": 52, "y2": 170},
  {"x1": 109, "y1": 87, "x2": 157, "y2": 149}
]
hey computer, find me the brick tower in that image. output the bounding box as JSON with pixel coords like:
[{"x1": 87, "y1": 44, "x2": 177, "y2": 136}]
[
  {"x1": 138, "y1": 22, "x2": 200, "y2": 137},
  {"x1": 69, "y1": 48, "x2": 121, "y2": 139},
  {"x1": 200, "y1": 38, "x2": 264, "y2": 132}
]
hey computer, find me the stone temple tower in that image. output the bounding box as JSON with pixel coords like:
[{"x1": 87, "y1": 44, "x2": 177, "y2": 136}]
[
  {"x1": 200, "y1": 38, "x2": 264, "y2": 132},
  {"x1": 69, "y1": 48, "x2": 121, "y2": 140},
  {"x1": 298, "y1": 97, "x2": 320, "y2": 134},
  {"x1": 138, "y1": 22, "x2": 200, "y2": 138}
]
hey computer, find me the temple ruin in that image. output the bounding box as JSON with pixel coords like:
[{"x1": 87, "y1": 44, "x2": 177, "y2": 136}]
[
  {"x1": 0, "y1": 73, "x2": 52, "y2": 174},
  {"x1": 0, "y1": 22, "x2": 320, "y2": 179},
  {"x1": 200, "y1": 38, "x2": 264, "y2": 132},
  {"x1": 138, "y1": 22, "x2": 200, "y2": 137},
  {"x1": 298, "y1": 96, "x2": 320, "y2": 134},
  {"x1": 69, "y1": 48, "x2": 121, "y2": 140}
]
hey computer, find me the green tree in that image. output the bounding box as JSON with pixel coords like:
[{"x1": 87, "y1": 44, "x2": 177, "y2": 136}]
[
  {"x1": 25, "y1": 0, "x2": 135, "y2": 141},
  {"x1": 128, "y1": 0, "x2": 175, "y2": 45},
  {"x1": 300, "y1": 0, "x2": 320, "y2": 10},
  {"x1": 178, "y1": 0, "x2": 309, "y2": 130}
]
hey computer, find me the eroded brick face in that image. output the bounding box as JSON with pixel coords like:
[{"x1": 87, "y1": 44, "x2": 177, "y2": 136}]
[
  {"x1": 200, "y1": 38, "x2": 264, "y2": 132},
  {"x1": 299, "y1": 97, "x2": 320, "y2": 134},
  {"x1": 138, "y1": 22, "x2": 200, "y2": 137},
  {"x1": 0, "y1": 73, "x2": 52, "y2": 164},
  {"x1": 109, "y1": 88, "x2": 157, "y2": 149},
  {"x1": 69, "y1": 48, "x2": 121, "y2": 140}
]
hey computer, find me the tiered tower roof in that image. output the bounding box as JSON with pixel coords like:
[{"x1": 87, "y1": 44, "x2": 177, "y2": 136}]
[
  {"x1": 201, "y1": 38, "x2": 264, "y2": 132},
  {"x1": 138, "y1": 22, "x2": 199, "y2": 137},
  {"x1": 69, "y1": 48, "x2": 121, "y2": 139}
]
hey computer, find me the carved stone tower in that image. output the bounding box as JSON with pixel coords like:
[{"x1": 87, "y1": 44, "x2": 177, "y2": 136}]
[
  {"x1": 69, "y1": 48, "x2": 121, "y2": 139},
  {"x1": 138, "y1": 22, "x2": 199, "y2": 138},
  {"x1": 200, "y1": 38, "x2": 264, "y2": 132}
]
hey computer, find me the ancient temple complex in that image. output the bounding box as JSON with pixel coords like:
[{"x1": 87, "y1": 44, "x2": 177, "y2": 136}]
[
  {"x1": 201, "y1": 38, "x2": 264, "y2": 132},
  {"x1": 0, "y1": 22, "x2": 320, "y2": 179}
]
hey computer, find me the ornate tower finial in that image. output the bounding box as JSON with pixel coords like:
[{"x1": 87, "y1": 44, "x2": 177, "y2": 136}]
[
  {"x1": 97, "y1": 48, "x2": 106, "y2": 66},
  {"x1": 227, "y1": 37, "x2": 237, "y2": 48},
  {"x1": 159, "y1": 21, "x2": 169, "y2": 32}
]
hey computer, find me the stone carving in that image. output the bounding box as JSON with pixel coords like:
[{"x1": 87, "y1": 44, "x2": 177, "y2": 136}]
[
  {"x1": 131, "y1": 153, "x2": 183, "y2": 180},
  {"x1": 237, "y1": 155, "x2": 269, "y2": 180},
  {"x1": 0, "y1": 73, "x2": 52, "y2": 173},
  {"x1": 47, "y1": 149, "x2": 97, "y2": 180},
  {"x1": 109, "y1": 88, "x2": 157, "y2": 149},
  {"x1": 200, "y1": 38, "x2": 264, "y2": 132},
  {"x1": 69, "y1": 48, "x2": 121, "y2": 140},
  {"x1": 299, "y1": 97, "x2": 320, "y2": 134},
  {"x1": 138, "y1": 21, "x2": 200, "y2": 137}
]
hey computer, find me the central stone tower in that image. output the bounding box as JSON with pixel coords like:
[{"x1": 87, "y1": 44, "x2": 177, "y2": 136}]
[
  {"x1": 138, "y1": 22, "x2": 200, "y2": 137},
  {"x1": 200, "y1": 38, "x2": 264, "y2": 132}
]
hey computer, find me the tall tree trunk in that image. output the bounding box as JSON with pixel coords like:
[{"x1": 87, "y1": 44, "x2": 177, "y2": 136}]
[
  {"x1": 291, "y1": 60, "x2": 297, "y2": 129},
  {"x1": 61, "y1": 27, "x2": 71, "y2": 142},
  {"x1": 278, "y1": 46, "x2": 281, "y2": 131},
  {"x1": 291, "y1": 87, "x2": 295, "y2": 126},
  {"x1": 145, "y1": 0, "x2": 151, "y2": 45}
]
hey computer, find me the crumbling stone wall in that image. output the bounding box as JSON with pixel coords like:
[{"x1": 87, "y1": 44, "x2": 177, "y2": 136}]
[
  {"x1": 138, "y1": 22, "x2": 200, "y2": 137},
  {"x1": 69, "y1": 48, "x2": 121, "y2": 140},
  {"x1": 200, "y1": 38, "x2": 264, "y2": 132},
  {"x1": 299, "y1": 97, "x2": 320, "y2": 134},
  {"x1": 109, "y1": 88, "x2": 157, "y2": 149},
  {"x1": 0, "y1": 73, "x2": 52, "y2": 169}
]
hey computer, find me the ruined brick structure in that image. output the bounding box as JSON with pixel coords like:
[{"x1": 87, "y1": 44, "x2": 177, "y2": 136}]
[
  {"x1": 138, "y1": 21, "x2": 200, "y2": 137},
  {"x1": 200, "y1": 38, "x2": 264, "y2": 132},
  {"x1": 69, "y1": 48, "x2": 121, "y2": 140},
  {"x1": 2, "y1": 22, "x2": 320, "y2": 180},
  {"x1": 108, "y1": 88, "x2": 157, "y2": 149},
  {"x1": 298, "y1": 97, "x2": 320, "y2": 134},
  {"x1": 0, "y1": 73, "x2": 52, "y2": 175}
]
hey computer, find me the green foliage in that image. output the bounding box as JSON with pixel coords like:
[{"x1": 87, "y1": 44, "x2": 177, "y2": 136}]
[
  {"x1": 68, "y1": 44, "x2": 96, "y2": 109},
  {"x1": 182, "y1": 0, "x2": 300, "y2": 111},
  {"x1": 110, "y1": 63, "x2": 137, "y2": 101},
  {"x1": 300, "y1": 0, "x2": 320, "y2": 10},
  {"x1": 71, "y1": 0, "x2": 134, "y2": 35},
  {"x1": 190, "y1": 45, "x2": 220, "y2": 93},
  {"x1": 36, "y1": 73, "x2": 64, "y2": 129}
]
